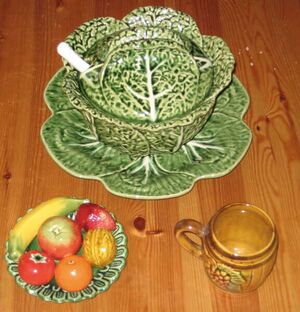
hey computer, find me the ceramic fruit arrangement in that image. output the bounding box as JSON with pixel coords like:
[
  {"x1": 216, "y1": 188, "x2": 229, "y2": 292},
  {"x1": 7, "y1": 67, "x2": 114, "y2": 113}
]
[{"x1": 6, "y1": 197, "x2": 127, "y2": 302}]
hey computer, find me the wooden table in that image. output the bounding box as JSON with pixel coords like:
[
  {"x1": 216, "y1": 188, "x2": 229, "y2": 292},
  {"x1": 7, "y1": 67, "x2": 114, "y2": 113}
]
[{"x1": 0, "y1": 0, "x2": 299, "y2": 311}]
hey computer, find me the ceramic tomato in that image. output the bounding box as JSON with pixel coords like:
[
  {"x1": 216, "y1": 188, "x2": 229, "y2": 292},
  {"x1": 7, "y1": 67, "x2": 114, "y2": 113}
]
[{"x1": 18, "y1": 250, "x2": 55, "y2": 285}]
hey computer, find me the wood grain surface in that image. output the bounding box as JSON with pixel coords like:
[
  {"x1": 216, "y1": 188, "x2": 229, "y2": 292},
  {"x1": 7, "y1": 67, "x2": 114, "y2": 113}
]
[{"x1": 0, "y1": 0, "x2": 299, "y2": 311}]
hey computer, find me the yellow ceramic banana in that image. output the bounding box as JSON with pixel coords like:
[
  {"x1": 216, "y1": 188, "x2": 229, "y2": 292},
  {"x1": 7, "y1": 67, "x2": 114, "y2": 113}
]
[{"x1": 7, "y1": 197, "x2": 89, "y2": 261}]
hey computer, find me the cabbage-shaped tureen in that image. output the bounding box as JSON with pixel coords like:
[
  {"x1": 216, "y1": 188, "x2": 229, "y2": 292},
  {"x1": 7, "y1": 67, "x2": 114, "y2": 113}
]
[{"x1": 61, "y1": 6, "x2": 235, "y2": 158}]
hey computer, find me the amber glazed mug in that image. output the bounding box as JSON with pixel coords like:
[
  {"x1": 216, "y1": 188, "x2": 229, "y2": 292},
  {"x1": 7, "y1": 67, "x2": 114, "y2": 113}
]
[{"x1": 175, "y1": 203, "x2": 278, "y2": 293}]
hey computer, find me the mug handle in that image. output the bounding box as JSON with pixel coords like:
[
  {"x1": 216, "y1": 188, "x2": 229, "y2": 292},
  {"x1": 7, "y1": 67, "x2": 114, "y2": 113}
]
[{"x1": 174, "y1": 219, "x2": 206, "y2": 258}]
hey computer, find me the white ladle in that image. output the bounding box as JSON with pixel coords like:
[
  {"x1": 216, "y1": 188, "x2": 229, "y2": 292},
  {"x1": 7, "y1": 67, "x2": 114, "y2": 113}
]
[{"x1": 57, "y1": 42, "x2": 91, "y2": 73}]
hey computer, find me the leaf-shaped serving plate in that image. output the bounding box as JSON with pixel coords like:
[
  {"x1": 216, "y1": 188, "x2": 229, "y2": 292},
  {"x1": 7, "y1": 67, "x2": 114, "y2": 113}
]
[
  {"x1": 5, "y1": 211, "x2": 128, "y2": 303},
  {"x1": 41, "y1": 69, "x2": 251, "y2": 199}
]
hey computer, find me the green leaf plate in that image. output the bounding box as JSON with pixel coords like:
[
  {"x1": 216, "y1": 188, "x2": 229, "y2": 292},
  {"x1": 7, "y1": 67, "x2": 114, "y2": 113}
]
[
  {"x1": 41, "y1": 69, "x2": 251, "y2": 199},
  {"x1": 5, "y1": 211, "x2": 128, "y2": 303}
]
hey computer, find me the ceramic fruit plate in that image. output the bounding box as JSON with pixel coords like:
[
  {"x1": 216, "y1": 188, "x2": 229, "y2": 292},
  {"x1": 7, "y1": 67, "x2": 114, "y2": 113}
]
[
  {"x1": 5, "y1": 210, "x2": 128, "y2": 303},
  {"x1": 41, "y1": 69, "x2": 251, "y2": 199}
]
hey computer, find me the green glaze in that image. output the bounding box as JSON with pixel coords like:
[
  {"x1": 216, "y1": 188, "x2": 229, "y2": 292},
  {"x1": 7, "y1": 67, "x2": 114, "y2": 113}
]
[
  {"x1": 41, "y1": 70, "x2": 251, "y2": 199},
  {"x1": 122, "y1": 6, "x2": 204, "y2": 49},
  {"x1": 100, "y1": 45, "x2": 200, "y2": 122},
  {"x1": 58, "y1": 7, "x2": 234, "y2": 157},
  {"x1": 93, "y1": 27, "x2": 195, "y2": 58},
  {"x1": 41, "y1": 6, "x2": 251, "y2": 198},
  {"x1": 5, "y1": 211, "x2": 127, "y2": 303},
  {"x1": 62, "y1": 35, "x2": 232, "y2": 157}
]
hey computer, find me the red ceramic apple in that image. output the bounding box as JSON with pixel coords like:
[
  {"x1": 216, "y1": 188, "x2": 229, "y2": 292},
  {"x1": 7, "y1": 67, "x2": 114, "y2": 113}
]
[
  {"x1": 75, "y1": 203, "x2": 116, "y2": 231},
  {"x1": 75, "y1": 203, "x2": 99, "y2": 230},
  {"x1": 37, "y1": 216, "x2": 82, "y2": 260}
]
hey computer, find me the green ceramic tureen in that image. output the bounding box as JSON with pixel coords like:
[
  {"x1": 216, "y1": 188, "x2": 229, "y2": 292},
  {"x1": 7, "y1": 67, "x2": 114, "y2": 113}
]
[
  {"x1": 41, "y1": 6, "x2": 251, "y2": 199},
  {"x1": 62, "y1": 7, "x2": 234, "y2": 157}
]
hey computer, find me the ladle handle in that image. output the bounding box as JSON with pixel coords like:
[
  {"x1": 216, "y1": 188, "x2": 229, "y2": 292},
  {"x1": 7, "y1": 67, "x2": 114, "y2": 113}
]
[{"x1": 57, "y1": 42, "x2": 90, "y2": 73}]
